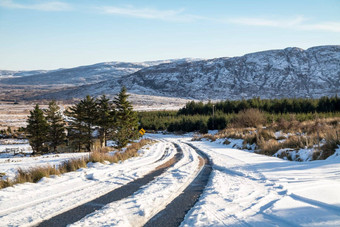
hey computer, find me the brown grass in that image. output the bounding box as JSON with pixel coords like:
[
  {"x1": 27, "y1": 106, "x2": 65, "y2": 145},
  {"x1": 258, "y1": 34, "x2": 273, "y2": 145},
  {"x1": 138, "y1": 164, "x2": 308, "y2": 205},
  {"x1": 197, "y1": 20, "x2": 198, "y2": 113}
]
[
  {"x1": 257, "y1": 139, "x2": 281, "y2": 156},
  {"x1": 16, "y1": 165, "x2": 60, "y2": 184},
  {"x1": 59, "y1": 158, "x2": 88, "y2": 173},
  {"x1": 217, "y1": 127, "x2": 257, "y2": 140},
  {"x1": 199, "y1": 116, "x2": 340, "y2": 160},
  {"x1": 199, "y1": 134, "x2": 216, "y2": 142},
  {"x1": 319, "y1": 129, "x2": 340, "y2": 159},
  {"x1": 232, "y1": 108, "x2": 266, "y2": 128},
  {"x1": 0, "y1": 178, "x2": 13, "y2": 188}
]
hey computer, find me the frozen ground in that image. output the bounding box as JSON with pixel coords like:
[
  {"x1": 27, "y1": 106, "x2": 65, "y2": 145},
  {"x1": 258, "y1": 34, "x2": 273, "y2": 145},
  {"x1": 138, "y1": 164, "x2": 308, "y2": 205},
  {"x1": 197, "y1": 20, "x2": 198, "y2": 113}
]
[{"x1": 0, "y1": 134, "x2": 339, "y2": 226}]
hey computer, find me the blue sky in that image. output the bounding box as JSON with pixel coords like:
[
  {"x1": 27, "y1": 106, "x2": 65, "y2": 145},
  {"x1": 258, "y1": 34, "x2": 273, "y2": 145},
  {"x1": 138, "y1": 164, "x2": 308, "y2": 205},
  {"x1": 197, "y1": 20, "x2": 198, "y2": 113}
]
[{"x1": 0, "y1": 0, "x2": 339, "y2": 70}]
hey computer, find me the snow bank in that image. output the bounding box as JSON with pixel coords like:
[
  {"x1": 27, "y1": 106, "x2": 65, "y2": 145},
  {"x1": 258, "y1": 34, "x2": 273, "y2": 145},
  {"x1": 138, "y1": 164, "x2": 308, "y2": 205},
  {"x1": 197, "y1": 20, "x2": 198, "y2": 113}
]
[{"x1": 181, "y1": 139, "x2": 340, "y2": 226}]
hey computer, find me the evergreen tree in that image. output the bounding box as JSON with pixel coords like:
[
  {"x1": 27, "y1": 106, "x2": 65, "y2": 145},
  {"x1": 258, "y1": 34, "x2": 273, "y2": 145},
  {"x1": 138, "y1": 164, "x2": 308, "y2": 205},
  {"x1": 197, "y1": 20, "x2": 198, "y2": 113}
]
[
  {"x1": 112, "y1": 87, "x2": 139, "y2": 148},
  {"x1": 46, "y1": 100, "x2": 66, "y2": 152},
  {"x1": 96, "y1": 95, "x2": 114, "y2": 147},
  {"x1": 26, "y1": 104, "x2": 49, "y2": 154},
  {"x1": 66, "y1": 95, "x2": 97, "y2": 152},
  {"x1": 65, "y1": 103, "x2": 86, "y2": 152}
]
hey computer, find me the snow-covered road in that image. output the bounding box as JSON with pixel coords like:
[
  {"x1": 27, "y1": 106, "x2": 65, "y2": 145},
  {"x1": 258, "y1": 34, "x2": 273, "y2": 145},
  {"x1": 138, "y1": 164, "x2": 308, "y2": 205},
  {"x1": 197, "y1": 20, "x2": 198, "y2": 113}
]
[
  {"x1": 1, "y1": 134, "x2": 340, "y2": 226},
  {"x1": 0, "y1": 141, "x2": 179, "y2": 226}
]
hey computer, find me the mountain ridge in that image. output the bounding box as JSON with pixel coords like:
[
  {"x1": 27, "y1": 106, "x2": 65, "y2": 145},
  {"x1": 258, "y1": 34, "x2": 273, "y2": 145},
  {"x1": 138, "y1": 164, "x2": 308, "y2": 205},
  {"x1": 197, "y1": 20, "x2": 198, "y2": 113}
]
[{"x1": 2, "y1": 45, "x2": 339, "y2": 101}]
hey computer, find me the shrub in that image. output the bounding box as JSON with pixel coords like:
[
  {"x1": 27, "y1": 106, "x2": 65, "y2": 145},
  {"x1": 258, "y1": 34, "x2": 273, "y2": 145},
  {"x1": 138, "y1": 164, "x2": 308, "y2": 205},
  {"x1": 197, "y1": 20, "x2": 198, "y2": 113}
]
[
  {"x1": 233, "y1": 109, "x2": 266, "y2": 128},
  {"x1": 319, "y1": 130, "x2": 340, "y2": 159},
  {"x1": 200, "y1": 134, "x2": 216, "y2": 142},
  {"x1": 257, "y1": 139, "x2": 281, "y2": 155},
  {"x1": 282, "y1": 136, "x2": 306, "y2": 149},
  {"x1": 257, "y1": 128, "x2": 276, "y2": 141},
  {"x1": 276, "y1": 118, "x2": 291, "y2": 131},
  {"x1": 0, "y1": 179, "x2": 13, "y2": 189}
]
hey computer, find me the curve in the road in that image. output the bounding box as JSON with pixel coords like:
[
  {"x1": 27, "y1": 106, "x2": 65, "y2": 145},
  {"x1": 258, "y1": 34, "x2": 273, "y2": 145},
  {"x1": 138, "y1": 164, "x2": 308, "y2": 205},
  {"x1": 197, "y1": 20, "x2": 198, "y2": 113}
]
[
  {"x1": 144, "y1": 143, "x2": 212, "y2": 227},
  {"x1": 37, "y1": 143, "x2": 183, "y2": 227}
]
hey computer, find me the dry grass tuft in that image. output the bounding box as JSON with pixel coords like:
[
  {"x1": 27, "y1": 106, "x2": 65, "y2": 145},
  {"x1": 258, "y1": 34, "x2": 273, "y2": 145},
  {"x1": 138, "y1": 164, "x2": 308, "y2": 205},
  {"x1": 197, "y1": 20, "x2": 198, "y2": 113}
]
[
  {"x1": 16, "y1": 165, "x2": 61, "y2": 184},
  {"x1": 0, "y1": 178, "x2": 13, "y2": 189},
  {"x1": 59, "y1": 158, "x2": 88, "y2": 173},
  {"x1": 199, "y1": 134, "x2": 216, "y2": 142},
  {"x1": 89, "y1": 152, "x2": 118, "y2": 164},
  {"x1": 257, "y1": 139, "x2": 281, "y2": 156},
  {"x1": 319, "y1": 129, "x2": 340, "y2": 159},
  {"x1": 217, "y1": 127, "x2": 256, "y2": 140}
]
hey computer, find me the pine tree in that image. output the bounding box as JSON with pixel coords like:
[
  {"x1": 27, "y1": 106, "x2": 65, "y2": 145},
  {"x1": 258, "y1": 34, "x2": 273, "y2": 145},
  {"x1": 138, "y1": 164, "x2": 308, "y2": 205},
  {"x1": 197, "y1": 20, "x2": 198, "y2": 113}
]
[
  {"x1": 65, "y1": 103, "x2": 86, "y2": 152},
  {"x1": 26, "y1": 104, "x2": 49, "y2": 154},
  {"x1": 96, "y1": 95, "x2": 114, "y2": 147},
  {"x1": 66, "y1": 95, "x2": 97, "y2": 152},
  {"x1": 112, "y1": 87, "x2": 139, "y2": 148},
  {"x1": 46, "y1": 100, "x2": 66, "y2": 152}
]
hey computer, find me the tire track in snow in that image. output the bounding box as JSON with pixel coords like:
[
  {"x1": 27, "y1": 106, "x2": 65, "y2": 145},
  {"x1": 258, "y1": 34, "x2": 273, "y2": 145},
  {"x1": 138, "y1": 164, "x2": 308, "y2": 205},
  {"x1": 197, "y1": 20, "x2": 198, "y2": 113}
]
[
  {"x1": 180, "y1": 141, "x2": 292, "y2": 226},
  {"x1": 144, "y1": 143, "x2": 212, "y2": 227},
  {"x1": 37, "y1": 142, "x2": 183, "y2": 227}
]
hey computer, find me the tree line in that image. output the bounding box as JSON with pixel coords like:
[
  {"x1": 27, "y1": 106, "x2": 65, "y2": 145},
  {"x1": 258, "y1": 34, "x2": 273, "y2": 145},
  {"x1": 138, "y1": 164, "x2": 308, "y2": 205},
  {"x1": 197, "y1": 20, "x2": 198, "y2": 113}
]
[
  {"x1": 178, "y1": 96, "x2": 340, "y2": 115},
  {"x1": 138, "y1": 111, "x2": 233, "y2": 133},
  {"x1": 138, "y1": 96, "x2": 340, "y2": 133},
  {"x1": 26, "y1": 87, "x2": 139, "y2": 155}
]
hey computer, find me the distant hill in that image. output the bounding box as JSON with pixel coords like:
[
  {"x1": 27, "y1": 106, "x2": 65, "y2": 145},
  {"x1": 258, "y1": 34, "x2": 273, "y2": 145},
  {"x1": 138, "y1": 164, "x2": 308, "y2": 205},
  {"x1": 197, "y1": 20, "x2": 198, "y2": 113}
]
[
  {"x1": 0, "y1": 59, "x2": 196, "y2": 87},
  {"x1": 30, "y1": 45, "x2": 340, "y2": 101},
  {"x1": 0, "y1": 70, "x2": 51, "y2": 79}
]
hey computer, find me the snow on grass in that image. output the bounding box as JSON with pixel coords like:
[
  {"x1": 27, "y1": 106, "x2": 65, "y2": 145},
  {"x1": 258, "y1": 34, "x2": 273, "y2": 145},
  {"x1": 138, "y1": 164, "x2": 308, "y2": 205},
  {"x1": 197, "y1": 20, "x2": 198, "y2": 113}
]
[
  {"x1": 0, "y1": 141, "x2": 175, "y2": 226},
  {"x1": 70, "y1": 141, "x2": 201, "y2": 227},
  {"x1": 181, "y1": 138, "x2": 340, "y2": 226},
  {"x1": 0, "y1": 152, "x2": 89, "y2": 180}
]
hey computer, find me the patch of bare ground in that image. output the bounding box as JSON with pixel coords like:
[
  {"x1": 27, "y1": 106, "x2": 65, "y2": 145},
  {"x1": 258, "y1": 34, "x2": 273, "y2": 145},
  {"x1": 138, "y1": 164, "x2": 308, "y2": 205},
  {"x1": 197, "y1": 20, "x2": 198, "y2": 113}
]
[{"x1": 0, "y1": 103, "x2": 72, "y2": 130}]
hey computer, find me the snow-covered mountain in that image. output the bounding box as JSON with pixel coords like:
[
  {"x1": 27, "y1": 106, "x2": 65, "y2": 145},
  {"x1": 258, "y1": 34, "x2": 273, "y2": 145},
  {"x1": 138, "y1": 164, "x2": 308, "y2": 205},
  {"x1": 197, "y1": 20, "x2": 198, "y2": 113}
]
[
  {"x1": 120, "y1": 45, "x2": 340, "y2": 99},
  {"x1": 3, "y1": 45, "x2": 339, "y2": 100},
  {"x1": 35, "y1": 45, "x2": 339, "y2": 100},
  {"x1": 0, "y1": 59, "x2": 196, "y2": 86}
]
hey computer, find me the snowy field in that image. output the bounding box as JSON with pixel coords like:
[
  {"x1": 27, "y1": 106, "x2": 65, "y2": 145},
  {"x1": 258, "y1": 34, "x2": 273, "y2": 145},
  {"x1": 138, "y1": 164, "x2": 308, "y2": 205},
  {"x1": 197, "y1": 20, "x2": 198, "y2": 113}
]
[{"x1": 0, "y1": 134, "x2": 339, "y2": 226}]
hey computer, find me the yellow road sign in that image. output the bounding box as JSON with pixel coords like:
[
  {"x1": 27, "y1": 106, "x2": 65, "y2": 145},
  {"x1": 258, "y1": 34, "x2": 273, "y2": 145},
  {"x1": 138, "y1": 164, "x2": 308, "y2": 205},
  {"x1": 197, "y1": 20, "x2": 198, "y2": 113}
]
[{"x1": 139, "y1": 128, "x2": 145, "y2": 135}]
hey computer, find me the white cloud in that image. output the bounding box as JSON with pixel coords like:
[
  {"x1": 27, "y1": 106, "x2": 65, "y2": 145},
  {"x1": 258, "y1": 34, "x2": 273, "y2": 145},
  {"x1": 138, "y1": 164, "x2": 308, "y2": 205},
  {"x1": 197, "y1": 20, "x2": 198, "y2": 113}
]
[
  {"x1": 98, "y1": 5, "x2": 340, "y2": 33},
  {"x1": 0, "y1": 0, "x2": 71, "y2": 11},
  {"x1": 98, "y1": 5, "x2": 202, "y2": 22},
  {"x1": 227, "y1": 16, "x2": 340, "y2": 33}
]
